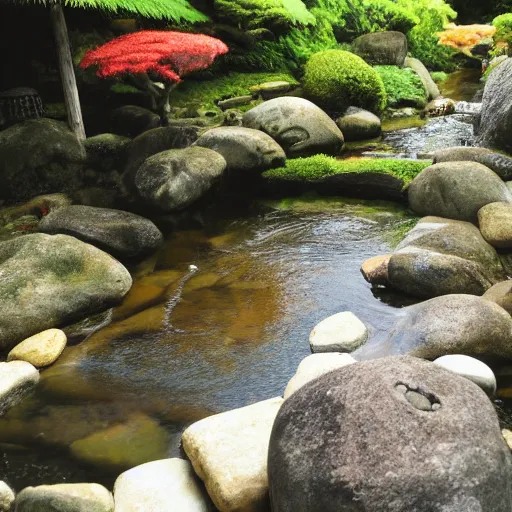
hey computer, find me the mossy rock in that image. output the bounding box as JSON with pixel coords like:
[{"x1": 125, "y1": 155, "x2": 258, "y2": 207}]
[
  {"x1": 303, "y1": 50, "x2": 387, "y2": 114},
  {"x1": 0, "y1": 118, "x2": 86, "y2": 203},
  {"x1": 263, "y1": 155, "x2": 431, "y2": 201}
]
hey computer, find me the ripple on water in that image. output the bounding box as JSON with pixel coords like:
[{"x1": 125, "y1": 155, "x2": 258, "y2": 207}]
[{"x1": 0, "y1": 198, "x2": 417, "y2": 488}]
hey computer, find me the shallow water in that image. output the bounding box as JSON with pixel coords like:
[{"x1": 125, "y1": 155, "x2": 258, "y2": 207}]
[
  {"x1": 0, "y1": 198, "x2": 416, "y2": 490},
  {"x1": 439, "y1": 68, "x2": 483, "y2": 102}
]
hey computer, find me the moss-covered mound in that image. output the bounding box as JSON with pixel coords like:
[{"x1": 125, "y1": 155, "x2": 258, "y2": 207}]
[
  {"x1": 493, "y1": 13, "x2": 512, "y2": 47},
  {"x1": 375, "y1": 65, "x2": 427, "y2": 108},
  {"x1": 264, "y1": 154, "x2": 430, "y2": 185},
  {"x1": 170, "y1": 72, "x2": 298, "y2": 112},
  {"x1": 303, "y1": 50, "x2": 387, "y2": 114}
]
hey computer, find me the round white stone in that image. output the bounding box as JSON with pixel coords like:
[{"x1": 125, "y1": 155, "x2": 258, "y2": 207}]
[
  {"x1": 434, "y1": 354, "x2": 496, "y2": 395},
  {"x1": 114, "y1": 458, "x2": 212, "y2": 512},
  {"x1": 284, "y1": 353, "x2": 357, "y2": 399},
  {"x1": 0, "y1": 481, "x2": 14, "y2": 512},
  {"x1": 309, "y1": 312, "x2": 368, "y2": 353}
]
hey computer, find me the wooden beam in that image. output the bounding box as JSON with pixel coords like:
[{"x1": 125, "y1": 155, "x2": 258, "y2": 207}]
[{"x1": 49, "y1": 1, "x2": 86, "y2": 140}]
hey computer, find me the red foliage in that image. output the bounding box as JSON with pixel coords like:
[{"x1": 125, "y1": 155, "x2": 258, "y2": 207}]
[{"x1": 80, "y1": 30, "x2": 229, "y2": 82}]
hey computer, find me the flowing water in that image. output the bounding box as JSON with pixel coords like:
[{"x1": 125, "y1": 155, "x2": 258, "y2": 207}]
[
  {"x1": 0, "y1": 198, "x2": 417, "y2": 489},
  {"x1": 0, "y1": 67, "x2": 486, "y2": 492}
]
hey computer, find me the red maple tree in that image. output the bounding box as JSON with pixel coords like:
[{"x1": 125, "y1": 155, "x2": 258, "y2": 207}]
[{"x1": 80, "y1": 30, "x2": 229, "y2": 121}]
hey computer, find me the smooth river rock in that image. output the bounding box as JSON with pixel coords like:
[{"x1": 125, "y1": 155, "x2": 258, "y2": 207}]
[
  {"x1": 8, "y1": 329, "x2": 67, "y2": 368},
  {"x1": 434, "y1": 354, "x2": 496, "y2": 395},
  {"x1": 15, "y1": 483, "x2": 114, "y2": 512},
  {"x1": 284, "y1": 353, "x2": 356, "y2": 399},
  {"x1": 243, "y1": 97, "x2": 344, "y2": 157},
  {"x1": 133, "y1": 147, "x2": 226, "y2": 212},
  {"x1": 352, "y1": 31, "x2": 408, "y2": 66},
  {"x1": 194, "y1": 126, "x2": 286, "y2": 173},
  {"x1": 309, "y1": 312, "x2": 368, "y2": 353},
  {"x1": 483, "y1": 280, "x2": 512, "y2": 315},
  {"x1": 0, "y1": 233, "x2": 132, "y2": 350},
  {"x1": 268, "y1": 356, "x2": 512, "y2": 512},
  {"x1": 432, "y1": 146, "x2": 512, "y2": 181},
  {"x1": 354, "y1": 294, "x2": 512, "y2": 361},
  {"x1": 0, "y1": 482, "x2": 14, "y2": 512},
  {"x1": 182, "y1": 397, "x2": 283, "y2": 512},
  {"x1": 478, "y1": 202, "x2": 512, "y2": 249},
  {"x1": 113, "y1": 458, "x2": 213, "y2": 512},
  {"x1": 0, "y1": 361, "x2": 39, "y2": 416},
  {"x1": 408, "y1": 161, "x2": 512, "y2": 223},
  {"x1": 384, "y1": 216, "x2": 505, "y2": 298},
  {"x1": 39, "y1": 205, "x2": 163, "y2": 261},
  {"x1": 335, "y1": 107, "x2": 381, "y2": 141}
]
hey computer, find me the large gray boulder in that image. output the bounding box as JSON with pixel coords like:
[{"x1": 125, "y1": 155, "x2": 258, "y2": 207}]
[
  {"x1": 194, "y1": 126, "x2": 286, "y2": 173},
  {"x1": 0, "y1": 118, "x2": 85, "y2": 202},
  {"x1": 269, "y1": 356, "x2": 512, "y2": 512},
  {"x1": 39, "y1": 205, "x2": 163, "y2": 261},
  {"x1": 355, "y1": 294, "x2": 512, "y2": 361},
  {"x1": 123, "y1": 125, "x2": 199, "y2": 189},
  {"x1": 0, "y1": 233, "x2": 132, "y2": 350},
  {"x1": 352, "y1": 31, "x2": 408, "y2": 66},
  {"x1": 405, "y1": 57, "x2": 440, "y2": 100},
  {"x1": 408, "y1": 162, "x2": 512, "y2": 223},
  {"x1": 242, "y1": 97, "x2": 344, "y2": 157},
  {"x1": 385, "y1": 216, "x2": 505, "y2": 298},
  {"x1": 83, "y1": 133, "x2": 130, "y2": 173},
  {"x1": 134, "y1": 146, "x2": 226, "y2": 212},
  {"x1": 335, "y1": 107, "x2": 381, "y2": 141},
  {"x1": 475, "y1": 58, "x2": 512, "y2": 153},
  {"x1": 432, "y1": 146, "x2": 512, "y2": 181}
]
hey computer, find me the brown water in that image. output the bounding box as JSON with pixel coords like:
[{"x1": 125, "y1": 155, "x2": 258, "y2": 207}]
[
  {"x1": 439, "y1": 68, "x2": 483, "y2": 102},
  {"x1": 0, "y1": 197, "x2": 417, "y2": 490}
]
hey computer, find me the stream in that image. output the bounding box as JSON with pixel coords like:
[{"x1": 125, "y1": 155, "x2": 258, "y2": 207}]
[{"x1": 0, "y1": 68, "x2": 487, "y2": 491}]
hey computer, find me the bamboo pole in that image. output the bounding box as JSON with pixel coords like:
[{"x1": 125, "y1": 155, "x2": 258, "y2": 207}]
[{"x1": 49, "y1": 1, "x2": 86, "y2": 140}]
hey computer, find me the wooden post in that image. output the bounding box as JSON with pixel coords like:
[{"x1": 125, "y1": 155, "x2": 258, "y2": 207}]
[{"x1": 49, "y1": 1, "x2": 86, "y2": 140}]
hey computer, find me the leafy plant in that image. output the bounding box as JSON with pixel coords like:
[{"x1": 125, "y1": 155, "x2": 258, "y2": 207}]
[
  {"x1": 213, "y1": 0, "x2": 315, "y2": 31},
  {"x1": 303, "y1": 50, "x2": 387, "y2": 114},
  {"x1": 396, "y1": 0, "x2": 458, "y2": 71},
  {"x1": 80, "y1": 30, "x2": 229, "y2": 119},
  {"x1": 493, "y1": 13, "x2": 512, "y2": 53},
  {"x1": 374, "y1": 66, "x2": 427, "y2": 108}
]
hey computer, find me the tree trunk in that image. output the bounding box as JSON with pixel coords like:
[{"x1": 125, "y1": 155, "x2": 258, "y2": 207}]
[{"x1": 49, "y1": 1, "x2": 86, "y2": 141}]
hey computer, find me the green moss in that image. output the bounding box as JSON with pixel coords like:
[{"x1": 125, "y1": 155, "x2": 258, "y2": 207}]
[
  {"x1": 303, "y1": 50, "x2": 387, "y2": 114},
  {"x1": 493, "y1": 13, "x2": 512, "y2": 44},
  {"x1": 374, "y1": 66, "x2": 427, "y2": 108},
  {"x1": 169, "y1": 72, "x2": 298, "y2": 111},
  {"x1": 382, "y1": 116, "x2": 427, "y2": 132},
  {"x1": 430, "y1": 71, "x2": 449, "y2": 83},
  {"x1": 386, "y1": 217, "x2": 421, "y2": 247},
  {"x1": 263, "y1": 154, "x2": 432, "y2": 187}
]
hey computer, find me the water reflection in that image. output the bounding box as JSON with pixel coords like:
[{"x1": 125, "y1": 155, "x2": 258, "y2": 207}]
[{"x1": 0, "y1": 197, "x2": 414, "y2": 488}]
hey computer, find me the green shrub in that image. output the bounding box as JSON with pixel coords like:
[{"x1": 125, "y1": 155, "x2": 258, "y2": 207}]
[
  {"x1": 303, "y1": 50, "x2": 387, "y2": 114},
  {"x1": 374, "y1": 66, "x2": 427, "y2": 108},
  {"x1": 430, "y1": 71, "x2": 449, "y2": 83},
  {"x1": 263, "y1": 154, "x2": 431, "y2": 186},
  {"x1": 396, "y1": 0, "x2": 457, "y2": 71},
  {"x1": 493, "y1": 13, "x2": 512, "y2": 44}
]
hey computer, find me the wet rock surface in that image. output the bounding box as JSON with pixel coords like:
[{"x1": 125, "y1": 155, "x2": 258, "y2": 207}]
[
  {"x1": 269, "y1": 356, "x2": 512, "y2": 512},
  {"x1": 39, "y1": 205, "x2": 163, "y2": 261},
  {"x1": 242, "y1": 97, "x2": 344, "y2": 157}
]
